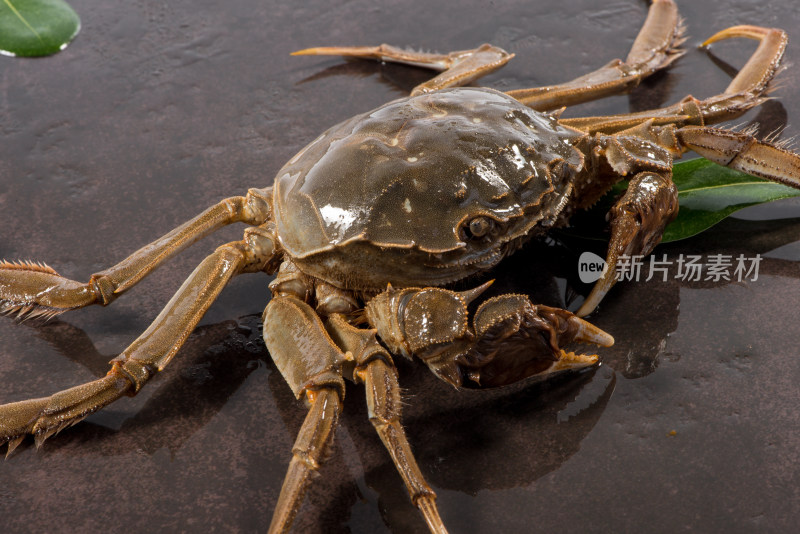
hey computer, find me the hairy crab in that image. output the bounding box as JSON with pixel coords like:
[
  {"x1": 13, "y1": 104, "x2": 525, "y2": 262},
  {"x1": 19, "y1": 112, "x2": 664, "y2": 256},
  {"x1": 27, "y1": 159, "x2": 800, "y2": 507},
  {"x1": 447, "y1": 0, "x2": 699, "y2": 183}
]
[{"x1": 2, "y1": 0, "x2": 800, "y2": 532}]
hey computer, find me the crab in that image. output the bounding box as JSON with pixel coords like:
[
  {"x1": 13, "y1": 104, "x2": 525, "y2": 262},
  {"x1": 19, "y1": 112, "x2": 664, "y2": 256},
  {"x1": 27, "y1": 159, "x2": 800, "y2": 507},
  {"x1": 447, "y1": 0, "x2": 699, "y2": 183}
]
[{"x1": 1, "y1": 0, "x2": 800, "y2": 532}]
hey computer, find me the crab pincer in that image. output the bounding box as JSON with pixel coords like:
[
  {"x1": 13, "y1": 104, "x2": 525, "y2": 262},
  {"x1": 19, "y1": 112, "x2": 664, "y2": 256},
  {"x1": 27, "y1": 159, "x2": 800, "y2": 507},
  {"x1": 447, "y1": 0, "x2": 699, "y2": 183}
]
[{"x1": 366, "y1": 282, "x2": 613, "y2": 389}]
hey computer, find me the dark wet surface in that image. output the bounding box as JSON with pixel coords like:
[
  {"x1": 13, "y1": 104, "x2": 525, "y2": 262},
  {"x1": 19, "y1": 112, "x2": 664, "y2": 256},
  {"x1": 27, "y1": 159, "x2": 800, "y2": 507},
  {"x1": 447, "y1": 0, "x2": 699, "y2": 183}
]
[{"x1": 1, "y1": 1, "x2": 799, "y2": 532}]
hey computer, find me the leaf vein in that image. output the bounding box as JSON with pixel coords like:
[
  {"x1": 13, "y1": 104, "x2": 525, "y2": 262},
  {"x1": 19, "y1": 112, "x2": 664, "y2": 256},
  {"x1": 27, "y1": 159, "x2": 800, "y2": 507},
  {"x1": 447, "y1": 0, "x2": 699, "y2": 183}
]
[
  {"x1": 3, "y1": 0, "x2": 46, "y2": 45},
  {"x1": 678, "y1": 181, "x2": 788, "y2": 194}
]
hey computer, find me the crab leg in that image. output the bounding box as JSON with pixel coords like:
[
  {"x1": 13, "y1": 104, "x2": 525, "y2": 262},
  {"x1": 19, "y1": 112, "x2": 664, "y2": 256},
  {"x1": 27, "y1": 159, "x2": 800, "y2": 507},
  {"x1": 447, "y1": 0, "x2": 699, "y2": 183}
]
[
  {"x1": 293, "y1": 42, "x2": 513, "y2": 96},
  {"x1": 261, "y1": 296, "x2": 347, "y2": 533},
  {"x1": 0, "y1": 227, "x2": 277, "y2": 454},
  {"x1": 562, "y1": 26, "x2": 788, "y2": 134},
  {"x1": 577, "y1": 172, "x2": 679, "y2": 317},
  {"x1": 325, "y1": 314, "x2": 447, "y2": 533},
  {"x1": 270, "y1": 386, "x2": 342, "y2": 534},
  {"x1": 357, "y1": 357, "x2": 446, "y2": 533},
  {"x1": 0, "y1": 188, "x2": 272, "y2": 320},
  {"x1": 506, "y1": 0, "x2": 685, "y2": 111},
  {"x1": 677, "y1": 126, "x2": 800, "y2": 189}
]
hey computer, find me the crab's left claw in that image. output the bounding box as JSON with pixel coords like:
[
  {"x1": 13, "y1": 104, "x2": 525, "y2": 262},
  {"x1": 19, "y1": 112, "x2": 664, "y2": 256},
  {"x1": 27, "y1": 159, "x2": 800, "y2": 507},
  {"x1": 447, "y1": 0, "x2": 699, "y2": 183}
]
[{"x1": 366, "y1": 285, "x2": 613, "y2": 389}]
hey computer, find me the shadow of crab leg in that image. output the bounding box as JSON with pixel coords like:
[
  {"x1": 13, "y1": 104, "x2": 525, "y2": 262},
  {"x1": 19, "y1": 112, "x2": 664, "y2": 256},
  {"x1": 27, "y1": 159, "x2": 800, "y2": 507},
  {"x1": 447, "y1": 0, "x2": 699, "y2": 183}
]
[
  {"x1": 506, "y1": 0, "x2": 685, "y2": 111},
  {"x1": 325, "y1": 314, "x2": 447, "y2": 534},
  {"x1": 577, "y1": 172, "x2": 678, "y2": 317},
  {"x1": 0, "y1": 188, "x2": 272, "y2": 320},
  {"x1": 261, "y1": 296, "x2": 347, "y2": 533},
  {"x1": 0, "y1": 227, "x2": 278, "y2": 454},
  {"x1": 292, "y1": 43, "x2": 513, "y2": 96},
  {"x1": 562, "y1": 26, "x2": 787, "y2": 134}
]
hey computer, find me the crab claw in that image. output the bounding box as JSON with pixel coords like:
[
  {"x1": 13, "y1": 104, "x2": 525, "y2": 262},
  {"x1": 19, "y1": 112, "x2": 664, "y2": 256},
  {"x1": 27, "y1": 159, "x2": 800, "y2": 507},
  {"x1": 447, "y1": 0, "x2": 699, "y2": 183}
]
[
  {"x1": 430, "y1": 295, "x2": 613, "y2": 389},
  {"x1": 365, "y1": 284, "x2": 612, "y2": 389},
  {"x1": 364, "y1": 281, "x2": 494, "y2": 360},
  {"x1": 564, "y1": 313, "x2": 615, "y2": 348},
  {"x1": 463, "y1": 296, "x2": 612, "y2": 387}
]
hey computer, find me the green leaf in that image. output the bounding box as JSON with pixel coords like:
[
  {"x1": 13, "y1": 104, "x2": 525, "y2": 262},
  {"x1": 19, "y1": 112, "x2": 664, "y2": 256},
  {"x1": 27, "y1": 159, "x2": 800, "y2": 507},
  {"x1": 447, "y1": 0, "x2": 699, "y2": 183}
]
[
  {"x1": 663, "y1": 158, "x2": 800, "y2": 242},
  {"x1": 0, "y1": 0, "x2": 80, "y2": 57},
  {"x1": 561, "y1": 158, "x2": 800, "y2": 243}
]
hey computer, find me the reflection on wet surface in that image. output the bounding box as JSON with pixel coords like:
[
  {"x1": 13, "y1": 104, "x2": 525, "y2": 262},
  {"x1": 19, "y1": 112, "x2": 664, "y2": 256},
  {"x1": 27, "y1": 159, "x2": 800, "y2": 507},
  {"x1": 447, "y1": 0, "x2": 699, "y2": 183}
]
[{"x1": 1, "y1": 0, "x2": 799, "y2": 532}]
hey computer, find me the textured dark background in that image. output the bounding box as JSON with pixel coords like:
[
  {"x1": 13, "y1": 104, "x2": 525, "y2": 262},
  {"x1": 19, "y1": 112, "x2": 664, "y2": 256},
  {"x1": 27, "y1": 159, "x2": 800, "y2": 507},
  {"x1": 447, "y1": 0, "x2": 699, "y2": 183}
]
[{"x1": 1, "y1": 1, "x2": 798, "y2": 532}]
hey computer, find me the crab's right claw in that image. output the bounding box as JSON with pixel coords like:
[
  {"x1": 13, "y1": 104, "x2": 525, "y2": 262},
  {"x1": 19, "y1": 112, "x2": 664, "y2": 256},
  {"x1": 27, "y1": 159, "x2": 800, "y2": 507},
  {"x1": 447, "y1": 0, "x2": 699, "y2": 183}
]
[
  {"x1": 452, "y1": 295, "x2": 613, "y2": 388},
  {"x1": 366, "y1": 285, "x2": 612, "y2": 390}
]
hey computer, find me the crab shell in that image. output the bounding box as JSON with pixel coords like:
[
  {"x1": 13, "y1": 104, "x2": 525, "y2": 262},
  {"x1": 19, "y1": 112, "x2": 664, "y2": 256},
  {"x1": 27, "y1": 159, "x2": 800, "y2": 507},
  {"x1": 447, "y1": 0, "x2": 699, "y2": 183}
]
[{"x1": 274, "y1": 87, "x2": 585, "y2": 290}]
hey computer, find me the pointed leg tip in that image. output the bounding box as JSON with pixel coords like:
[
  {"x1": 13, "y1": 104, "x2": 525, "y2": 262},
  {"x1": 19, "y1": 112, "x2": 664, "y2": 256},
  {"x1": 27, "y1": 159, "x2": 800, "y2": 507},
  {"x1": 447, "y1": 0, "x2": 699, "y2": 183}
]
[
  {"x1": 290, "y1": 47, "x2": 318, "y2": 56},
  {"x1": 3, "y1": 436, "x2": 25, "y2": 459},
  {"x1": 702, "y1": 25, "x2": 774, "y2": 47},
  {"x1": 575, "y1": 287, "x2": 609, "y2": 319},
  {"x1": 291, "y1": 46, "x2": 376, "y2": 58},
  {"x1": 416, "y1": 495, "x2": 448, "y2": 534},
  {"x1": 291, "y1": 46, "x2": 349, "y2": 56}
]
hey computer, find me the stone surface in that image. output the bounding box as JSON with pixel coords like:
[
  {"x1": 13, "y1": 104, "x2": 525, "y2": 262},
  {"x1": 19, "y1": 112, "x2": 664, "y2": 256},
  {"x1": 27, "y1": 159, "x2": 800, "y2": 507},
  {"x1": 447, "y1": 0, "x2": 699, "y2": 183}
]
[{"x1": 0, "y1": 1, "x2": 798, "y2": 532}]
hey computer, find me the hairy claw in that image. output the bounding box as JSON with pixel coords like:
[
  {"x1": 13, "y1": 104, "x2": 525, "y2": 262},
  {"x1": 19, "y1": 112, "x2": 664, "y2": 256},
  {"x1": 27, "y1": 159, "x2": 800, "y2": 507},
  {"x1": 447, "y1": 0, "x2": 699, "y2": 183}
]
[
  {"x1": 0, "y1": 397, "x2": 49, "y2": 456},
  {"x1": 0, "y1": 302, "x2": 65, "y2": 322},
  {"x1": 0, "y1": 260, "x2": 97, "y2": 321},
  {"x1": 0, "y1": 259, "x2": 59, "y2": 275},
  {"x1": 0, "y1": 373, "x2": 133, "y2": 456},
  {"x1": 0, "y1": 260, "x2": 68, "y2": 321}
]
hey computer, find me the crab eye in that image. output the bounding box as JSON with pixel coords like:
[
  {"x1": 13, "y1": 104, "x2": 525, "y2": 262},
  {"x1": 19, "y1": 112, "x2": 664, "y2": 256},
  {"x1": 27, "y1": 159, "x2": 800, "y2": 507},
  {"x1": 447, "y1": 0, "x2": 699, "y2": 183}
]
[{"x1": 466, "y1": 216, "x2": 492, "y2": 238}]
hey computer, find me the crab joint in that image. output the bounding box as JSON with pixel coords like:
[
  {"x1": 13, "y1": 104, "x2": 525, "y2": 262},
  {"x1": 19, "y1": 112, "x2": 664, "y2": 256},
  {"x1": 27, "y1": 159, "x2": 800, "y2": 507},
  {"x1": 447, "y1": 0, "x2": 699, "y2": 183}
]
[{"x1": 364, "y1": 281, "x2": 493, "y2": 359}]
